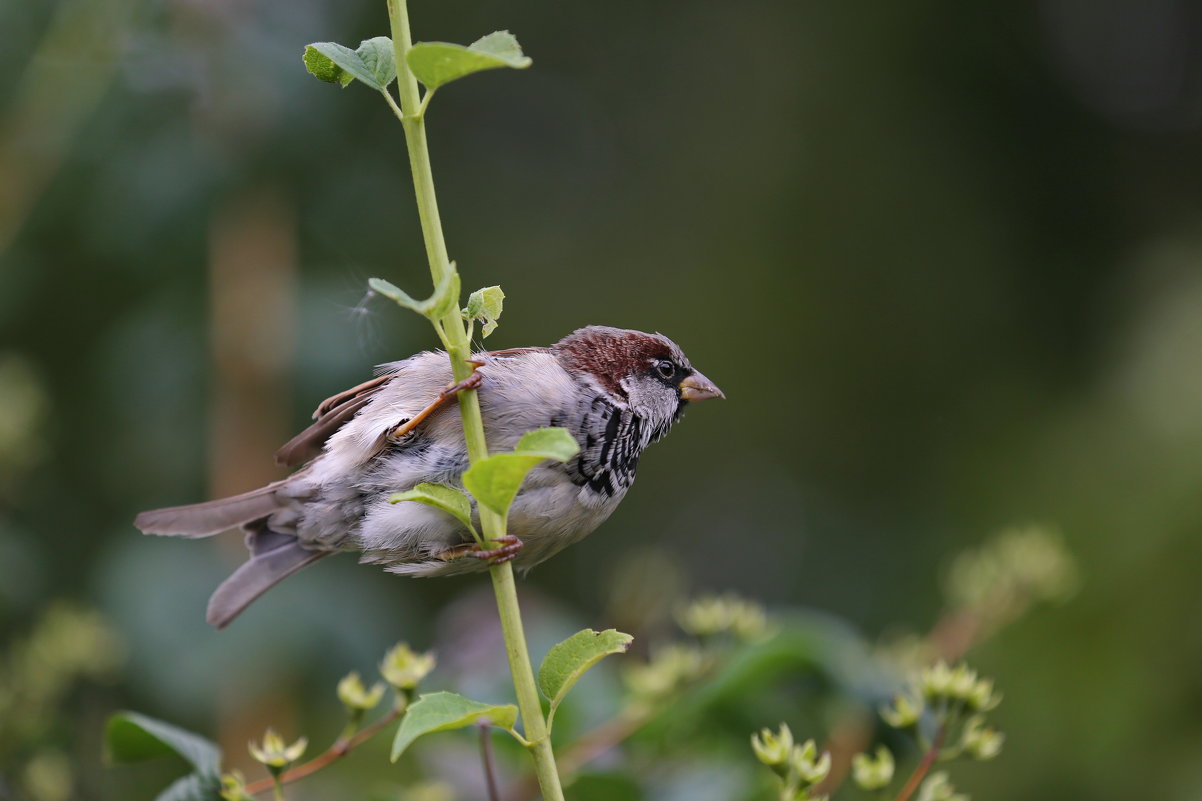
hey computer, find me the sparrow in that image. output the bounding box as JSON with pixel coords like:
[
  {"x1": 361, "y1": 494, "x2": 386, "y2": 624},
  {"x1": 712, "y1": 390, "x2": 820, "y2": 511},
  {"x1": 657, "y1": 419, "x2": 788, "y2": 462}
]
[{"x1": 135, "y1": 326, "x2": 724, "y2": 628}]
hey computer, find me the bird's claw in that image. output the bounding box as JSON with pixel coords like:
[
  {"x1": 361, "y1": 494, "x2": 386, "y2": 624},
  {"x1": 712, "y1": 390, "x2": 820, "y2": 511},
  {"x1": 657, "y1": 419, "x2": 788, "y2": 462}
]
[{"x1": 468, "y1": 535, "x2": 524, "y2": 565}]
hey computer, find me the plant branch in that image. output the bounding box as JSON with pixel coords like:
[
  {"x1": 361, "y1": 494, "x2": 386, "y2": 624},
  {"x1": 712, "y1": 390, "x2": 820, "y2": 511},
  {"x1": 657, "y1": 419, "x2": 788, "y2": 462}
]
[
  {"x1": 891, "y1": 725, "x2": 947, "y2": 801},
  {"x1": 480, "y1": 722, "x2": 502, "y2": 801},
  {"x1": 244, "y1": 708, "x2": 403, "y2": 796},
  {"x1": 383, "y1": 2, "x2": 564, "y2": 799}
]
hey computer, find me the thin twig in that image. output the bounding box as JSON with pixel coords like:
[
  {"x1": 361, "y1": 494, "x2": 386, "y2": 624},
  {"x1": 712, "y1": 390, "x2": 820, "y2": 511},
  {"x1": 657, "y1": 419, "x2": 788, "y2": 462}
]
[
  {"x1": 815, "y1": 606, "x2": 986, "y2": 796},
  {"x1": 480, "y1": 721, "x2": 501, "y2": 801},
  {"x1": 244, "y1": 708, "x2": 403, "y2": 796},
  {"x1": 891, "y1": 725, "x2": 946, "y2": 801}
]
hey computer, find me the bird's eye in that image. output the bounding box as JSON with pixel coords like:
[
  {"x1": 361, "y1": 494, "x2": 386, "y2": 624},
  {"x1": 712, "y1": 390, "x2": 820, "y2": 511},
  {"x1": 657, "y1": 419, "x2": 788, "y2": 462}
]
[{"x1": 655, "y1": 360, "x2": 675, "y2": 379}]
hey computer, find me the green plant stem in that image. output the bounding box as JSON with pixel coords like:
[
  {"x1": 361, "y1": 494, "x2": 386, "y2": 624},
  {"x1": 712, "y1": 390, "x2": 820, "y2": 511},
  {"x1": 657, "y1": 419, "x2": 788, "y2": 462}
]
[{"x1": 383, "y1": 2, "x2": 564, "y2": 799}]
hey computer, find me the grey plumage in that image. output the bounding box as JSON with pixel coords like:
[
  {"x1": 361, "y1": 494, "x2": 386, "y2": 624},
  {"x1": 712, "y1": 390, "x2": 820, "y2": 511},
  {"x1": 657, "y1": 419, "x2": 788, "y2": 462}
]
[{"x1": 134, "y1": 327, "x2": 723, "y2": 627}]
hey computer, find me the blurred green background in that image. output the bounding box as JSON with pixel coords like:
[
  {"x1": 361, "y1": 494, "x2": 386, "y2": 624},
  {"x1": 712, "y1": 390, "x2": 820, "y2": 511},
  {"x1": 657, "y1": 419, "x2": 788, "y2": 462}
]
[{"x1": 3, "y1": 0, "x2": 1202, "y2": 798}]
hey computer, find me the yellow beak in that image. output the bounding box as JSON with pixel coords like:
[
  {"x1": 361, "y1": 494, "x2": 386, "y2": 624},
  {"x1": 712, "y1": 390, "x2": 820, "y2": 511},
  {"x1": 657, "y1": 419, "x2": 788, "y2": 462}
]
[{"x1": 679, "y1": 370, "x2": 725, "y2": 402}]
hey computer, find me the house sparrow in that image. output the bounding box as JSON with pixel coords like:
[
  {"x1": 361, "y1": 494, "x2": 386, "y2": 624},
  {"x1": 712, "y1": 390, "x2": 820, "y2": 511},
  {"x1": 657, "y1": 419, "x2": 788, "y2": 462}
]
[{"x1": 135, "y1": 326, "x2": 724, "y2": 628}]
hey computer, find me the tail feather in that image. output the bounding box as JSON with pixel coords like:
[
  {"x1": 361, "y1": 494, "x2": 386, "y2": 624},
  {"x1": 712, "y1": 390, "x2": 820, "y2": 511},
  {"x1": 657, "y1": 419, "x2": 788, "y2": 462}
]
[
  {"x1": 134, "y1": 486, "x2": 281, "y2": 539},
  {"x1": 206, "y1": 533, "x2": 329, "y2": 629}
]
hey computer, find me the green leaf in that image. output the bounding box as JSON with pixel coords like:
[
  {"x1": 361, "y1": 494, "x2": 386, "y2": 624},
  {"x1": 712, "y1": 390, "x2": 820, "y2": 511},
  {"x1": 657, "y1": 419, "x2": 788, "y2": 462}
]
[
  {"x1": 390, "y1": 691, "x2": 517, "y2": 762},
  {"x1": 462, "y1": 427, "x2": 580, "y2": 516},
  {"x1": 370, "y1": 270, "x2": 460, "y2": 321},
  {"x1": 515, "y1": 427, "x2": 580, "y2": 461},
  {"x1": 464, "y1": 286, "x2": 505, "y2": 338},
  {"x1": 105, "y1": 712, "x2": 221, "y2": 777},
  {"x1": 304, "y1": 38, "x2": 396, "y2": 91},
  {"x1": 407, "y1": 30, "x2": 531, "y2": 91},
  {"x1": 538, "y1": 629, "x2": 633, "y2": 720},
  {"x1": 356, "y1": 37, "x2": 397, "y2": 89},
  {"x1": 390, "y1": 483, "x2": 476, "y2": 535},
  {"x1": 302, "y1": 45, "x2": 353, "y2": 87}
]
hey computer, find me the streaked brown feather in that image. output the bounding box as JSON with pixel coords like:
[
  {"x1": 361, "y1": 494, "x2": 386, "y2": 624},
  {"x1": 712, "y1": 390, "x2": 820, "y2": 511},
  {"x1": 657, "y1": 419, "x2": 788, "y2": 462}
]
[{"x1": 274, "y1": 373, "x2": 396, "y2": 466}]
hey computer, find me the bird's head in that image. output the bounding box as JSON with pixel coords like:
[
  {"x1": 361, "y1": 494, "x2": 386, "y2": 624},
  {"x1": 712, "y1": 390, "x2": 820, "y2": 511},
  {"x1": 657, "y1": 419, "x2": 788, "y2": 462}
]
[{"x1": 553, "y1": 326, "x2": 724, "y2": 438}]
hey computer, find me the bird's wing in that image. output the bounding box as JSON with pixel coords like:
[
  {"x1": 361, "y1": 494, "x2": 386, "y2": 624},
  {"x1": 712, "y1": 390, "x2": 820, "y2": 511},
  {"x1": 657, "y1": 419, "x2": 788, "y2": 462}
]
[
  {"x1": 274, "y1": 373, "x2": 396, "y2": 466},
  {"x1": 272, "y1": 346, "x2": 553, "y2": 468}
]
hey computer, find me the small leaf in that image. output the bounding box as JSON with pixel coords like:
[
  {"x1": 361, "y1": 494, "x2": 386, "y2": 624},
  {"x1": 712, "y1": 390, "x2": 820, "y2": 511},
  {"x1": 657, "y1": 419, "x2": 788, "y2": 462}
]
[
  {"x1": 515, "y1": 427, "x2": 580, "y2": 462},
  {"x1": 390, "y1": 691, "x2": 517, "y2": 762},
  {"x1": 464, "y1": 286, "x2": 504, "y2": 338},
  {"x1": 407, "y1": 30, "x2": 531, "y2": 91},
  {"x1": 390, "y1": 483, "x2": 476, "y2": 535},
  {"x1": 304, "y1": 41, "x2": 387, "y2": 91},
  {"x1": 105, "y1": 712, "x2": 222, "y2": 777},
  {"x1": 462, "y1": 427, "x2": 580, "y2": 516},
  {"x1": 356, "y1": 36, "x2": 397, "y2": 89},
  {"x1": 302, "y1": 45, "x2": 353, "y2": 87},
  {"x1": 370, "y1": 270, "x2": 460, "y2": 321},
  {"x1": 539, "y1": 629, "x2": 633, "y2": 720}
]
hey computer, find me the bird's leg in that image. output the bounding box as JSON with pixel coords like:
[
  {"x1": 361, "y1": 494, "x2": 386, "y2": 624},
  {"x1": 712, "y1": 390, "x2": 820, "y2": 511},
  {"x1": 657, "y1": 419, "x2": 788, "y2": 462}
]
[
  {"x1": 469, "y1": 535, "x2": 524, "y2": 565},
  {"x1": 440, "y1": 535, "x2": 525, "y2": 565},
  {"x1": 389, "y1": 369, "x2": 483, "y2": 440}
]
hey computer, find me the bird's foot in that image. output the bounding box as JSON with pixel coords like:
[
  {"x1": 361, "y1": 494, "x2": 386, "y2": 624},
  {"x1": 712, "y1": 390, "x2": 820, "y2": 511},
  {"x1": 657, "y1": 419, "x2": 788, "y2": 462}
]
[
  {"x1": 390, "y1": 370, "x2": 484, "y2": 440},
  {"x1": 439, "y1": 369, "x2": 483, "y2": 400},
  {"x1": 468, "y1": 535, "x2": 524, "y2": 565}
]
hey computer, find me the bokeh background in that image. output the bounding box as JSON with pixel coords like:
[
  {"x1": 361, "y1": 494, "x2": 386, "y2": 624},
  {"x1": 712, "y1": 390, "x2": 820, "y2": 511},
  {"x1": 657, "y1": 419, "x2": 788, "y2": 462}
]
[{"x1": 3, "y1": 0, "x2": 1202, "y2": 799}]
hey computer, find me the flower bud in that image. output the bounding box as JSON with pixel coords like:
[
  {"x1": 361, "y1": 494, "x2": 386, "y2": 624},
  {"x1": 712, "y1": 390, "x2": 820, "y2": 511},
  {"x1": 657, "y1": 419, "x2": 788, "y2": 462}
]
[
  {"x1": 219, "y1": 771, "x2": 252, "y2": 801},
  {"x1": 966, "y1": 677, "x2": 1001, "y2": 712},
  {"x1": 248, "y1": 729, "x2": 307, "y2": 774},
  {"x1": 880, "y1": 692, "x2": 923, "y2": 728},
  {"x1": 337, "y1": 671, "x2": 386, "y2": 711},
  {"x1": 921, "y1": 661, "x2": 955, "y2": 700},
  {"x1": 622, "y1": 644, "x2": 705, "y2": 700},
  {"x1": 380, "y1": 643, "x2": 436, "y2": 691},
  {"x1": 851, "y1": 745, "x2": 895, "y2": 790},
  {"x1": 790, "y1": 739, "x2": 831, "y2": 786},
  {"x1": 750, "y1": 723, "x2": 794, "y2": 769},
  {"x1": 961, "y1": 716, "x2": 1004, "y2": 760},
  {"x1": 915, "y1": 772, "x2": 967, "y2": 801}
]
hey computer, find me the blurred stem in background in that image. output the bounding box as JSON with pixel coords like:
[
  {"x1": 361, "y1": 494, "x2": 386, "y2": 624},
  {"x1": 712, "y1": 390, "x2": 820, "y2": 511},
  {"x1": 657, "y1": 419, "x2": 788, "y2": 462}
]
[
  {"x1": 208, "y1": 188, "x2": 299, "y2": 770},
  {"x1": 383, "y1": 0, "x2": 564, "y2": 797}
]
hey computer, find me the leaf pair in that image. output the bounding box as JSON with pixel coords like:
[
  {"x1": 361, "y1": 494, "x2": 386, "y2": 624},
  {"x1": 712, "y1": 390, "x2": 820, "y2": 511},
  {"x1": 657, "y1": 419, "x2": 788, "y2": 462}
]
[
  {"x1": 390, "y1": 629, "x2": 631, "y2": 760},
  {"x1": 304, "y1": 37, "x2": 396, "y2": 91},
  {"x1": 304, "y1": 31, "x2": 531, "y2": 95},
  {"x1": 105, "y1": 712, "x2": 222, "y2": 801}
]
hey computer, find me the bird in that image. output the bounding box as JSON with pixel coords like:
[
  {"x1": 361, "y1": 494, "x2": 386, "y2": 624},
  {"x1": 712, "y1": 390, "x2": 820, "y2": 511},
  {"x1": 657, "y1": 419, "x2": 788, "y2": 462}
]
[{"x1": 134, "y1": 326, "x2": 724, "y2": 628}]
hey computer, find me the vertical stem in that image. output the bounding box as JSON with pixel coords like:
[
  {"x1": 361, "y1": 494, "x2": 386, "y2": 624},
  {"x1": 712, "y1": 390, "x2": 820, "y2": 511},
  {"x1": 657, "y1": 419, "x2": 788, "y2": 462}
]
[{"x1": 384, "y1": 2, "x2": 564, "y2": 799}]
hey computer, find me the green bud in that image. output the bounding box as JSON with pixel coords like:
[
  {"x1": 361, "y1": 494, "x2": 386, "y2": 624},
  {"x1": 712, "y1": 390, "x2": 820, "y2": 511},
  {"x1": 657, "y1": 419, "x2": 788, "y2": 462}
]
[
  {"x1": 966, "y1": 677, "x2": 1001, "y2": 712},
  {"x1": 961, "y1": 716, "x2": 1004, "y2": 760},
  {"x1": 947, "y1": 664, "x2": 978, "y2": 700},
  {"x1": 337, "y1": 671, "x2": 386, "y2": 711},
  {"x1": 915, "y1": 772, "x2": 968, "y2": 801},
  {"x1": 219, "y1": 770, "x2": 252, "y2": 801},
  {"x1": 380, "y1": 643, "x2": 436, "y2": 691},
  {"x1": 880, "y1": 692, "x2": 923, "y2": 728},
  {"x1": 248, "y1": 729, "x2": 307, "y2": 773},
  {"x1": 921, "y1": 661, "x2": 955, "y2": 700},
  {"x1": 790, "y1": 739, "x2": 831, "y2": 786},
  {"x1": 751, "y1": 723, "x2": 794, "y2": 770},
  {"x1": 677, "y1": 594, "x2": 769, "y2": 641},
  {"x1": 622, "y1": 643, "x2": 705, "y2": 700},
  {"x1": 851, "y1": 745, "x2": 895, "y2": 790}
]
